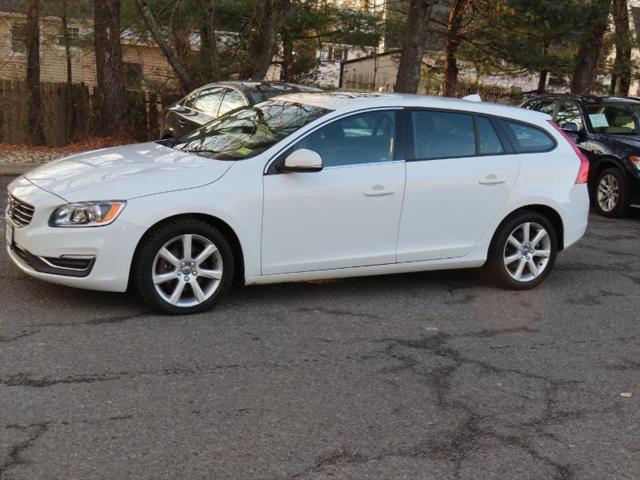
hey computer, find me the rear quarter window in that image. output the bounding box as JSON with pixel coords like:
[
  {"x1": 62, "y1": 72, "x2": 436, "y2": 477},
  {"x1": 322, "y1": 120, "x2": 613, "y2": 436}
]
[{"x1": 501, "y1": 120, "x2": 555, "y2": 153}]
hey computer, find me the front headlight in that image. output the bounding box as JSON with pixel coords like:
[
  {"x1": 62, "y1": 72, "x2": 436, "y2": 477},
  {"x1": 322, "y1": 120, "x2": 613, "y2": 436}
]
[{"x1": 49, "y1": 201, "x2": 126, "y2": 227}]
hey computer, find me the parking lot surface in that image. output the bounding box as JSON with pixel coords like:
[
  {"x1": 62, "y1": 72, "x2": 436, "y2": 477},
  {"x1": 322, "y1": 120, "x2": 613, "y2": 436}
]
[{"x1": 1, "y1": 174, "x2": 639, "y2": 480}]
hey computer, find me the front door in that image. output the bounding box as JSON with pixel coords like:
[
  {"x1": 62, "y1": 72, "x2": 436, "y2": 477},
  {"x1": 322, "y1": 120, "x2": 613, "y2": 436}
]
[{"x1": 262, "y1": 110, "x2": 405, "y2": 275}]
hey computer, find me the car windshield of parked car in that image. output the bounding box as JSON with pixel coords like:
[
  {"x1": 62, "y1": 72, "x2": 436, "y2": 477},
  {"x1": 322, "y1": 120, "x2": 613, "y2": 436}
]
[
  {"x1": 171, "y1": 100, "x2": 331, "y2": 160},
  {"x1": 585, "y1": 105, "x2": 639, "y2": 134}
]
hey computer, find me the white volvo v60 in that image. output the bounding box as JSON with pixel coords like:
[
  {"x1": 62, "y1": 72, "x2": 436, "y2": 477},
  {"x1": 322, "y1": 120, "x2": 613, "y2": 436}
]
[{"x1": 5, "y1": 92, "x2": 589, "y2": 314}]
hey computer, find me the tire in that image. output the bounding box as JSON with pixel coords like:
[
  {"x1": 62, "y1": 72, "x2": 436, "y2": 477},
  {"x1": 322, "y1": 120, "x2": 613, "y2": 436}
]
[
  {"x1": 486, "y1": 211, "x2": 558, "y2": 290},
  {"x1": 593, "y1": 167, "x2": 629, "y2": 218},
  {"x1": 132, "y1": 218, "x2": 234, "y2": 315}
]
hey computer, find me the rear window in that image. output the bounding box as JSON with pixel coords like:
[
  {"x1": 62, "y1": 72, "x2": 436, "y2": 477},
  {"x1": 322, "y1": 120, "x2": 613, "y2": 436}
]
[
  {"x1": 502, "y1": 120, "x2": 555, "y2": 153},
  {"x1": 477, "y1": 117, "x2": 504, "y2": 155}
]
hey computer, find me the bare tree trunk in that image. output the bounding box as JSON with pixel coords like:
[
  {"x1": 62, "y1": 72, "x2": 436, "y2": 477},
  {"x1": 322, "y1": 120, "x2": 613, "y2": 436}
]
[
  {"x1": 247, "y1": 0, "x2": 277, "y2": 80},
  {"x1": 94, "y1": 0, "x2": 126, "y2": 136},
  {"x1": 537, "y1": 70, "x2": 548, "y2": 93},
  {"x1": 537, "y1": 43, "x2": 549, "y2": 93},
  {"x1": 135, "y1": 0, "x2": 195, "y2": 91},
  {"x1": 199, "y1": 0, "x2": 218, "y2": 82},
  {"x1": 280, "y1": 30, "x2": 293, "y2": 82},
  {"x1": 613, "y1": 0, "x2": 631, "y2": 95},
  {"x1": 61, "y1": 0, "x2": 76, "y2": 143},
  {"x1": 571, "y1": 0, "x2": 612, "y2": 94},
  {"x1": 442, "y1": 0, "x2": 471, "y2": 97},
  {"x1": 394, "y1": 0, "x2": 432, "y2": 93},
  {"x1": 26, "y1": 0, "x2": 45, "y2": 145}
]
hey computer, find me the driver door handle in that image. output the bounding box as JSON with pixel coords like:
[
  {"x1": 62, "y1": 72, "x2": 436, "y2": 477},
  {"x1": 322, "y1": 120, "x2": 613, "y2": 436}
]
[
  {"x1": 364, "y1": 185, "x2": 395, "y2": 197},
  {"x1": 479, "y1": 174, "x2": 506, "y2": 186}
]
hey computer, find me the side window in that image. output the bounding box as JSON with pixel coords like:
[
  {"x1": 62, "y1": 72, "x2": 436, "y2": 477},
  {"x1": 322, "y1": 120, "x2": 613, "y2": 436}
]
[
  {"x1": 502, "y1": 121, "x2": 555, "y2": 153},
  {"x1": 218, "y1": 89, "x2": 247, "y2": 116},
  {"x1": 411, "y1": 110, "x2": 475, "y2": 160},
  {"x1": 295, "y1": 110, "x2": 397, "y2": 167},
  {"x1": 538, "y1": 101, "x2": 557, "y2": 116},
  {"x1": 556, "y1": 102, "x2": 584, "y2": 130},
  {"x1": 521, "y1": 100, "x2": 538, "y2": 110},
  {"x1": 477, "y1": 117, "x2": 504, "y2": 155},
  {"x1": 193, "y1": 88, "x2": 224, "y2": 116},
  {"x1": 182, "y1": 91, "x2": 199, "y2": 109}
]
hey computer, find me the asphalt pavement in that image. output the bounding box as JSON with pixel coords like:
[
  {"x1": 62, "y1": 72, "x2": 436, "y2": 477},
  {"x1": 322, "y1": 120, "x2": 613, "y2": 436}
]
[{"x1": 1, "y1": 174, "x2": 639, "y2": 479}]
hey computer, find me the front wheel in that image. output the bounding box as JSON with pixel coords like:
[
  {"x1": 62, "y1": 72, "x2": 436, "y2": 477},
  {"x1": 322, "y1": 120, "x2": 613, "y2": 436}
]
[
  {"x1": 132, "y1": 219, "x2": 234, "y2": 314},
  {"x1": 486, "y1": 211, "x2": 558, "y2": 290}
]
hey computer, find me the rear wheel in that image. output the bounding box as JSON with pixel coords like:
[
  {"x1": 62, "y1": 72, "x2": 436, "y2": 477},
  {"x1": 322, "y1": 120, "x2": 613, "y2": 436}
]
[
  {"x1": 487, "y1": 211, "x2": 558, "y2": 290},
  {"x1": 132, "y1": 219, "x2": 234, "y2": 314},
  {"x1": 593, "y1": 167, "x2": 629, "y2": 218}
]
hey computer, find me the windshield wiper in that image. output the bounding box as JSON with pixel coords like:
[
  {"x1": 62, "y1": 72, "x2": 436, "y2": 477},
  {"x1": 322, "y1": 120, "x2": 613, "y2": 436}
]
[{"x1": 182, "y1": 148, "x2": 220, "y2": 157}]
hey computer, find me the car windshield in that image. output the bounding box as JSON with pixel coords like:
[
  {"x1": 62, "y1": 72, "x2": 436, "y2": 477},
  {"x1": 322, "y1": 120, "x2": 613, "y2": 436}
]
[
  {"x1": 585, "y1": 104, "x2": 639, "y2": 135},
  {"x1": 171, "y1": 100, "x2": 331, "y2": 160}
]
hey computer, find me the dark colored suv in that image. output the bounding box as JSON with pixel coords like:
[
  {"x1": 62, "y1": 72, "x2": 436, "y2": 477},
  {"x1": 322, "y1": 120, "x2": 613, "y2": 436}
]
[
  {"x1": 522, "y1": 94, "x2": 640, "y2": 217},
  {"x1": 161, "y1": 81, "x2": 321, "y2": 140}
]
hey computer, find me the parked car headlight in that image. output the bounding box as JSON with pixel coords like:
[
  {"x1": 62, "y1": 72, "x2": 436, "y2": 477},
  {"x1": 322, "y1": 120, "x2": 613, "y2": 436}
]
[{"x1": 49, "y1": 201, "x2": 126, "y2": 227}]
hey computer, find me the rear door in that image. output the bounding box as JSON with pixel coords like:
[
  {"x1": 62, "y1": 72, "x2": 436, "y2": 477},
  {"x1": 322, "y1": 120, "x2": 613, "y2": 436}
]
[{"x1": 397, "y1": 110, "x2": 520, "y2": 262}]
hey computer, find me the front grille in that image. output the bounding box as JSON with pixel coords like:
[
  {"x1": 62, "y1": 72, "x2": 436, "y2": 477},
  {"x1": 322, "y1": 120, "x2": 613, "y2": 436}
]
[{"x1": 7, "y1": 195, "x2": 34, "y2": 227}]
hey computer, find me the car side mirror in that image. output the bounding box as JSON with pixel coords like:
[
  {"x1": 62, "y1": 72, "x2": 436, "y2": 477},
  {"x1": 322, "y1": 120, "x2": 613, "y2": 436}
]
[
  {"x1": 561, "y1": 122, "x2": 579, "y2": 133},
  {"x1": 279, "y1": 149, "x2": 323, "y2": 173}
]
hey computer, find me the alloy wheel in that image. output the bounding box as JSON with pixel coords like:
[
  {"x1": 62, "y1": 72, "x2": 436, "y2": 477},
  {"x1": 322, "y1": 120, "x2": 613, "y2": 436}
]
[
  {"x1": 503, "y1": 222, "x2": 551, "y2": 282},
  {"x1": 152, "y1": 234, "x2": 223, "y2": 308},
  {"x1": 597, "y1": 174, "x2": 619, "y2": 213}
]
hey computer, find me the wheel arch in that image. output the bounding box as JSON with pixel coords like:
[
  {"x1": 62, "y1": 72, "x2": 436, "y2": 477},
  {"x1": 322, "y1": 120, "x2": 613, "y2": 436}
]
[
  {"x1": 129, "y1": 213, "x2": 245, "y2": 289},
  {"x1": 590, "y1": 156, "x2": 625, "y2": 187},
  {"x1": 492, "y1": 205, "x2": 565, "y2": 252}
]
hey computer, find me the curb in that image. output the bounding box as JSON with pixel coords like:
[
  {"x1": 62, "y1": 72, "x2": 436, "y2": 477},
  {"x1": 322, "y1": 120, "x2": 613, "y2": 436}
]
[{"x1": 0, "y1": 163, "x2": 41, "y2": 176}]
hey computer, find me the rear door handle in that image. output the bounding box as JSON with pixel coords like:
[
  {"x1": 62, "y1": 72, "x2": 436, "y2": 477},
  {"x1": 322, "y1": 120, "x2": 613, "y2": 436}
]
[
  {"x1": 479, "y1": 174, "x2": 506, "y2": 186},
  {"x1": 364, "y1": 185, "x2": 395, "y2": 197}
]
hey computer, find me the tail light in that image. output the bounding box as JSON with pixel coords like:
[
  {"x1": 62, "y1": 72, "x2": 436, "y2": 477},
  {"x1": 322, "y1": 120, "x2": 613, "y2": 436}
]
[
  {"x1": 630, "y1": 155, "x2": 640, "y2": 170},
  {"x1": 548, "y1": 120, "x2": 589, "y2": 184}
]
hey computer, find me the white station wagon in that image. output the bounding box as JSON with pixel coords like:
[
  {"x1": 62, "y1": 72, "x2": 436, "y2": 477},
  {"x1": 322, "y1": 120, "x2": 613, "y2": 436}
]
[{"x1": 6, "y1": 92, "x2": 589, "y2": 314}]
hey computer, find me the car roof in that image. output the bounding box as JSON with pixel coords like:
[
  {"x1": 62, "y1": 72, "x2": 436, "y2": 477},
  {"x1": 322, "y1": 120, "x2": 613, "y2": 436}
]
[
  {"x1": 526, "y1": 93, "x2": 640, "y2": 106},
  {"x1": 271, "y1": 91, "x2": 550, "y2": 122},
  {"x1": 212, "y1": 81, "x2": 322, "y2": 94}
]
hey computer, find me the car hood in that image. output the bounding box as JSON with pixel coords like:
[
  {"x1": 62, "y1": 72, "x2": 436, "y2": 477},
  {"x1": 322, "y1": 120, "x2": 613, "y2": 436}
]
[
  {"x1": 601, "y1": 135, "x2": 640, "y2": 151},
  {"x1": 24, "y1": 142, "x2": 234, "y2": 202}
]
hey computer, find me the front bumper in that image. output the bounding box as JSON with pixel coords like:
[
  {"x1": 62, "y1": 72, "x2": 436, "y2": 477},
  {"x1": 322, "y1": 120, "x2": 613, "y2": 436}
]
[{"x1": 6, "y1": 177, "x2": 147, "y2": 292}]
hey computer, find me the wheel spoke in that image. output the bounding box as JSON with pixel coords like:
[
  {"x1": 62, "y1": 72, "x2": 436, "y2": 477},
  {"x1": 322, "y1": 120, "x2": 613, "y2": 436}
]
[
  {"x1": 527, "y1": 259, "x2": 538, "y2": 277},
  {"x1": 191, "y1": 280, "x2": 207, "y2": 303},
  {"x1": 530, "y1": 229, "x2": 547, "y2": 248},
  {"x1": 504, "y1": 253, "x2": 521, "y2": 266},
  {"x1": 508, "y1": 235, "x2": 522, "y2": 249},
  {"x1": 159, "y1": 247, "x2": 181, "y2": 268},
  {"x1": 198, "y1": 268, "x2": 222, "y2": 280},
  {"x1": 522, "y1": 222, "x2": 531, "y2": 243},
  {"x1": 194, "y1": 243, "x2": 217, "y2": 266},
  {"x1": 182, "y1": 234, "x2": 193, "y2": 261},
  {"x1": 169, "y1": 281, "x2": 186, "y2": 305},
  {"x1": 534, "y1": 249, "x2": 550, "y2": 258},
  {"x1": 153, "y1": 271, "x2": 176, "y2": 285},
  {"x1": 514, "y1": 258, "x2": 526, "y2": 280}
]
